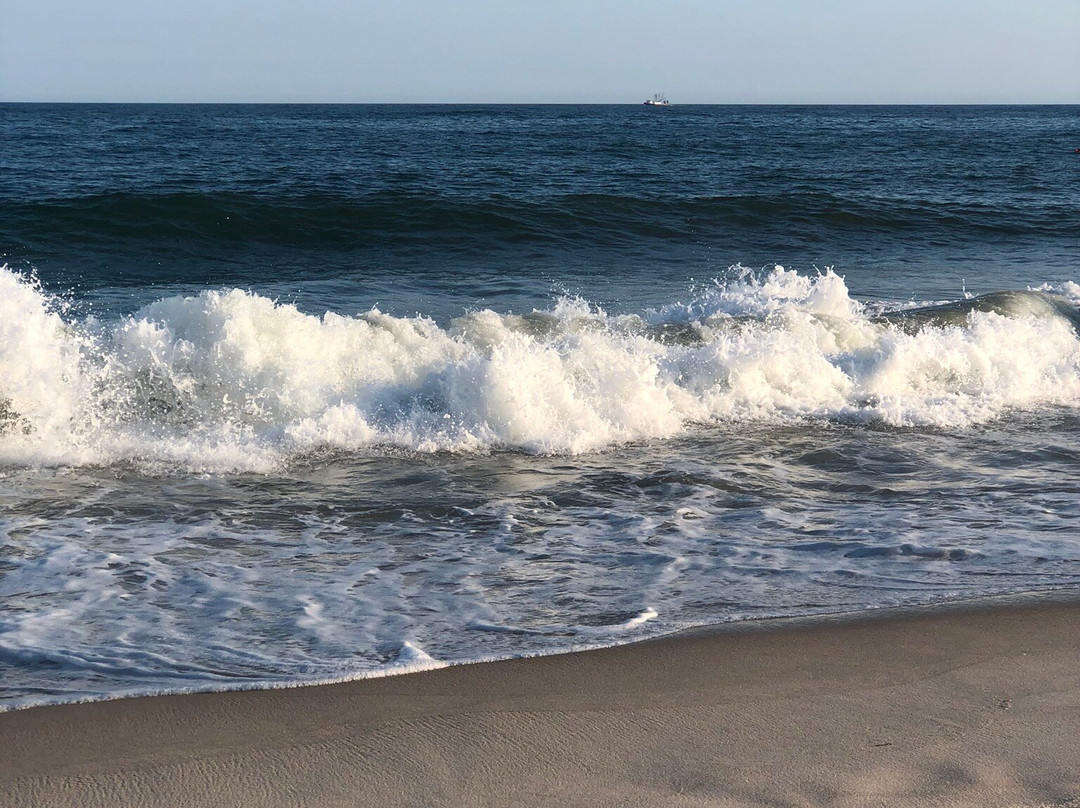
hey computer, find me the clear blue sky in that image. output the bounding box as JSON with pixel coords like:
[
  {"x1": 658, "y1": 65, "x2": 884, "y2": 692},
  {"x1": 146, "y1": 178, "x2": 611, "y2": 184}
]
[{"x1": 3, "y1": 0, "x2": 1078, "y2": 103}]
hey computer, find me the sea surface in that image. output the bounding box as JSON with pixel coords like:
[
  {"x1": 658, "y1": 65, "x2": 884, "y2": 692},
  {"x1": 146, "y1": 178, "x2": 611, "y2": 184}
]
[{"x1": 1, "y1": 104, "x2": 1078, "y2": 709}]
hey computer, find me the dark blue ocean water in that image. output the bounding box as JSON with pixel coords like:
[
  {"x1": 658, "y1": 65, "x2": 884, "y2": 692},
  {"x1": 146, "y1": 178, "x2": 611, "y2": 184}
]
[
  {"x1": 1, "y1": 105, "x2": 1078, "y2": 708},
  {"x1": 4, "y1": 104, "x2": 1078, "y2": 316}
]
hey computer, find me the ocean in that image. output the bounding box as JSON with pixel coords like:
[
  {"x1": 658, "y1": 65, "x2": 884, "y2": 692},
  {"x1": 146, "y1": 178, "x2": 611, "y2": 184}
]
[{"x1": 1, "y1": 103, "x2": 1078, "y2": 709}]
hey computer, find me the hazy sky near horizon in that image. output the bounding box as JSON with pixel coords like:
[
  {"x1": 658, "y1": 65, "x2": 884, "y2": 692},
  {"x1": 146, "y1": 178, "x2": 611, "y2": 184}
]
[{"x1": 3, "y1": 0, "x2": 1078, "y2": 103}]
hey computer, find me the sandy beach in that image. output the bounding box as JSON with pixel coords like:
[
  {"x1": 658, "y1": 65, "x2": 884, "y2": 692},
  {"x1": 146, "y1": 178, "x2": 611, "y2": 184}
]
[{"x1": 2, "y1": 595, "x2": 1078, "y2": 808}]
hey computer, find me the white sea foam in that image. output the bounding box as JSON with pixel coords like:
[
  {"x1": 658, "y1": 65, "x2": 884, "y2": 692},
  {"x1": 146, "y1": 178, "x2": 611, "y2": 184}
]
[{"x1": 3, "y1": 265, "x2": 1080, "y2": 471}]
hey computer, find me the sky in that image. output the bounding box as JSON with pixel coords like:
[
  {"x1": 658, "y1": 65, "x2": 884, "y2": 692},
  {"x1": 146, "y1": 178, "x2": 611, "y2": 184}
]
[{"x1": 2, "y1": 0, "x2": 1078, "y2": 103}]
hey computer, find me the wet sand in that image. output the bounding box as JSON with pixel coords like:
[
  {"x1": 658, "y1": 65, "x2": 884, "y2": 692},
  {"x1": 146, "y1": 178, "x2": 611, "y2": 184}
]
[{"x1": 2, "y1": 596, "x2": 1078, "y2": 807}]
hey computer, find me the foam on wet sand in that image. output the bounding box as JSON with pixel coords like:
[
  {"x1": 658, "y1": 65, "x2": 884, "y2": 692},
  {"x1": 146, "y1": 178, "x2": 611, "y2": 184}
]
[{"x1": 2, "y1": 595, "x2": 1078, "y2": 807}]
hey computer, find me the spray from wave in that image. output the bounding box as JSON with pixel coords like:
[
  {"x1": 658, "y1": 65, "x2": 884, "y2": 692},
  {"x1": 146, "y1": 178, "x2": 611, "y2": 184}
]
[{"x1": 2, "y1": 265, "x2": 1080, "y2": 472}]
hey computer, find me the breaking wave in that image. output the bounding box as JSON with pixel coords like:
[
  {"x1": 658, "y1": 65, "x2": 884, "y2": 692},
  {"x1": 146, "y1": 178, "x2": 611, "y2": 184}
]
[{"x1": 3, "y1": 264, "x2": 1080, "y2": 472}]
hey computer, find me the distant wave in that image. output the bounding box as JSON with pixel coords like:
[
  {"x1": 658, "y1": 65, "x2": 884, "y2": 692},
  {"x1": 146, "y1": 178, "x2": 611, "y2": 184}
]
[
  {"x1": 3, "y1": 265, "x2": 1080, "y2": 472},
  {"x1": 2, "y1": 190, "x2": 1074, "y2": 254}
]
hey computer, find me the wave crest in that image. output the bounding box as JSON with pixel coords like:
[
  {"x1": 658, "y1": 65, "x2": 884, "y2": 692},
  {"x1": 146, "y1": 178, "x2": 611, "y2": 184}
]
[{"x1": 2, "y1": 266, "x2": 1080, "y2": 472}]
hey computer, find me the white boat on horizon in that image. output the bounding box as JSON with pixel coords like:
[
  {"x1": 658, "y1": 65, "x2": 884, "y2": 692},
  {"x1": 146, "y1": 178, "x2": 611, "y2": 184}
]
[{"x1": 644, "y1": 93, "x2": 671, "y2": 107}]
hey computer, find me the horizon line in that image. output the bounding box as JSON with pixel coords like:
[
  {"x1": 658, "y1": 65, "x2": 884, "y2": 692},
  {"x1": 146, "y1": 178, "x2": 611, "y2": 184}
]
[{"x1": 3, "y1": 100, "x2": 1079, "y2": 106}]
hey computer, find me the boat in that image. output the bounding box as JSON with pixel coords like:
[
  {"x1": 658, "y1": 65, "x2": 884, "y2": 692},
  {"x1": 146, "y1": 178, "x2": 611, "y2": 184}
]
[{"x1": 644, "y1": 93, "x2": 671, "y2": 107}]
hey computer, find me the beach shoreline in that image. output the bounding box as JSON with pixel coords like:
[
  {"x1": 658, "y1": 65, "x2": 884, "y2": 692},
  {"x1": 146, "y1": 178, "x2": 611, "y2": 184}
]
[{"x1": 3, "y1": 593, "x2": 1078, "y2": 807}]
